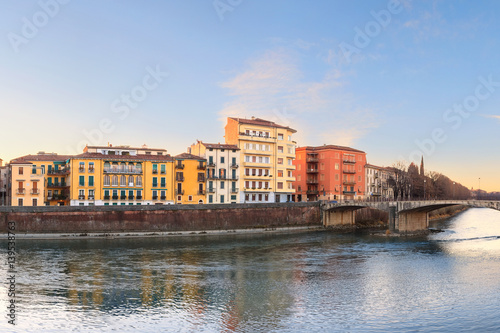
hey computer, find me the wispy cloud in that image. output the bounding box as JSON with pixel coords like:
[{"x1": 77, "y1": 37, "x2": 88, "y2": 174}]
[
  {"x1": 218, "y1": 48, "x2": 380, "y2": 147},
  {"x1": 484, "y1": 115, "x2": 500, "y2": 121}
]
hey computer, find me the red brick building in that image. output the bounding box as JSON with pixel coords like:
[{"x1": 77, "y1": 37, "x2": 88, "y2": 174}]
[{"x1": 293, "y1": 145, "x2": 367, "y2": 202}]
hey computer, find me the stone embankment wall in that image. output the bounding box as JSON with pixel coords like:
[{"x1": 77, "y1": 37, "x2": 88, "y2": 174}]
[{"x1": 0, "y1": 202, "x2": 321, "y2": 234}]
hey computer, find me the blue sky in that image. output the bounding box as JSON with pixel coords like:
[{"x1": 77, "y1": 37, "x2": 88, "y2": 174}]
[{"x1": 1, "y1": 0, "x2": 499, "y2": 191}]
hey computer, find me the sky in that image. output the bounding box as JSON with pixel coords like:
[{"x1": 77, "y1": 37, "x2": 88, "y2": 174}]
[{"x1": 0, "y1": 0, "x2": 499, "y2": 191}]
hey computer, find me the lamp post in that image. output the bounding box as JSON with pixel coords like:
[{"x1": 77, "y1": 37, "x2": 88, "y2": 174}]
[{"x1": 424, "y1": 179, "x2": 426, "y2": 200}]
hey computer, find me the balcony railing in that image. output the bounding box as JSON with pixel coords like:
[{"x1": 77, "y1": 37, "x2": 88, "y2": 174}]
[
  {"x1": 343, "y1": 159, "x2": 356, "y2": 164},
  {"x1": 88, "y1": 168, "x2": 95, "y2": 173},
  {"x1": 136, "y1": 195, "x2": 142, "y2": 199},
  {"x1": 306, "y1": 158, "x2": 319, "y2": 163},
  {"x1": 343, "y1": 169, "x2": 356, "y2": 174},
  {"x1": 230, "y1": 163, "x2": 239, "y2": 168},
  {"x1": 47, "y1": 183, "x2": 68, "y2": 188},
  {"x1": 306, "y1": 190, "x2": 319, "y2": 195},
  {"x1": 16, "y1": 188, "x2": 25, "y2": 195},
  {"x1": 128, "y1": 195, "x2": 134, "y2": 200},
  {"x1": 120, "y1": 195, "x2": 127, "y2": 200},
  {"x1": 231, "y1": 188, "x2": 239, "y2": 193},
  {"x1": 47, "y1": 169, "x2": 70, "y2": 175},
  {"x1": 152, "y1": 195, "x2": 158, "y2": 200},
  {"x1": 207, "y1": 188, "x2": 215, "y2": 193},
  {"x1": 160, "y1": 170, "x2": 166, "y2": 174},
  {"x1": 88, "y1": 196, "x2": 95, "y2": 200},
  {"x1": 198, "y1": 190, "x2": 205, "y2": 195},
  {"x1": 79, "y1": 168, "x2": 85, "y2": 172},
  {"x1": 160, "y1": 196, "x2": 166, "y2": 200},
  {"x1": 104, "y1": 195, "x2": 110, "y2": 200},
  {"x1": 175, "y1": 164, "x2": 185, "y2": 169},
  {"x1": 103, "y1": 168, "x2": 142, "y2": 174},
  {"x1": 343, "y1": 181, "x2": 357, "y2": 185},
  {"x1": 198, "y1": 177, "x2": 205, "y2": 182},
  {"x1": 176, "y1": 177, "x2": 184, "y2": 182},
  {"x1": 343, "y1": 191, "x2": 356, "y2": 195},
  {"x1": 197, "y1": 164, "x2": 206, "y2": 170},
  {"x1": 175, "y1": 190, "x2": 184, "y2": 195},
  {"x1": 152, "y1": 170, "x2": 158, "y2": 174},
  {"x1": 207, "y1": 162, "x2": 216, "y2": 168},
  {"x1": 31, "y1": 189, "x2": 40, "y2": 195},
  {"x1": 78, "y1": 195, "x2": 85, "y2": 200},
  {"x1": 112, "y1": 196, "x2": 119, "y2": 200},
  {"x1": 306, "y1": 180, "x2": 318, "y2": 184},
  {"x1": 306, "y1": 169, "x2": 318, "y2": 173}
]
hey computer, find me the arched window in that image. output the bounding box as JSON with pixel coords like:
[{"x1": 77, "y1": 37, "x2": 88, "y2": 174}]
[
  {"x1": 112, "y1": 175, "x2": 118, "y2": 186},
  {"x1": 128, "y1": 163, "x2": 134, "y2": 173},
  {"x1": 112, "y1": 162, "x2": 118, "y2": 172},
  {"x1": 198, "y1": 199, "x2": 204, "y2": 204},
  {"x1": 103, "y1": 175, "x2": 110, "y2": 186},
  {"x1": 120, "y1": 175, "x2": 126, "y2": 186},
  {"x1": 104, "y1": 162, "x2": 110, "y2": 172},
  {"x1": 120, "y1": 162, "x2": 126, "y2": 172},
  {"x1": 136, "y1": 176, "x2": 142, "y2": 186},
  {"x1": 135, "y1": 163, "x2": 142, "y2": 173},
  {"x1": 128, "y1": 176, "x2": 134, "y2": 186}
]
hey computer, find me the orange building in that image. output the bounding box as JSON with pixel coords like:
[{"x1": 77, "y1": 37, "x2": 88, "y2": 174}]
[{"x1": 293, "y1": 145, "x2": 367, "y2": 202}]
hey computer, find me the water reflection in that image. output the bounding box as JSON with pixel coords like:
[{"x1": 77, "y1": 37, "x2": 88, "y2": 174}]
[{"x1": 1, "y1": 209, "x2": 500, "y2": 332}]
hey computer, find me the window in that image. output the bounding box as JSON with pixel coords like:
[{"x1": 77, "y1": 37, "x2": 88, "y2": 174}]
[
  {"x1": 79, "y1": 176, "x2": 85, "y2": 186},
  {"x1": 153, "y1": 177, "x2": 158, "y2": 187},
  {"x1": 137, "y1": 190, "x2": 142, "y2": 199},
  {"x1": 152, "y1": 164, "x2": 158, "y2": 173},
  {"x1": 104, "y1": 175, "x2": 110, "y2": 186},
  {"x1": 231, "y1": 195, "x2": 237, "y2": 201},
  {"x1": 278, "y1": 158, "x2": 283, "y2": 165},
  {"x1": 152, "y1": 190, "x2": 158, "y2": 200},
  {"x1": 278, "y1": 170, "x2": 283, "y2": 177},
  {"x1": 128, "y1": 176, "x2": 134, "y2": 186},
  {"x1": 112, "y1": 176, "x2": 118, "y2": 186},
  {"x1": 278, "y1": 133, "x2": 284, "y2": 140},
  {"x1": 358, "y1": 175, "x2": 362, "y2": 181},
  {"x1": 208, "y1": 195, "x2": 213, "y2": 203},
  {"x1": 18, "y1": 198, "x2": 23, "y2": 206},
  {"x1": 221, "y1": 181, "x2": 225, "y2": 189},
  {"x1": 89, "y1": 176, "x2": 94, "y2": 187},
  {"x1": 32, "y1": 165, "x2": 36, "y2": 174},
  {"x1": 221, "y1": 156, "x2": 225, "y2": 164},
  {"x1": 89, "y1": 162, "x2": 94, "y2": 172},
  {"x1": 136, "y1": 176, "x2": 142, "y2": 186},
  {"x1": 79, "y1": 162, "x2": 85, "y2": 172},
  {"x1": 160, "y1": 177, "x2": 166, "y2": 187},
  {"x1": 19, "y1": 167, "x2": 23, "y2": 175},
  {"x1": 232, "y1": 157, "x2": 236, "y2": 166},
  {"x1": 135, "y1": 163, "x2": 142, "y2": 173},
  {"x1": 161, "y1": 164, "x2": 166, "y2": 174},
  {"x1": 278, "y1": 146, "x2": 284, "y2": 153},
  {"x1": 278, "y1": 182, "x2": 283, "y2": 189},
  {"x1": 160, "y1": 190, "x2": 166, "y2": 200},
  {"x1": 120, "y1": 175, "x2": 126, "y2": 186},
  {"x1": 104, "y1": 162, "x2": 110, "y2": 172},
  {"x1": 335, "y1": 163, "x2": 339, "y2": 170},
  {"x1": 220, "y1": 195, "x2": 224, "y2": 203},
  {"x1": 288, "y1": 135, "x2": 291, "y2": 141},
  {"x1": 188, "y1": 195, "x2": 193, "y2": 201},
  {"x1": 32, "y1": 199, "x2": 38, "y2": 206},
  {"x1": 198, "y1": 173, "x2": 205, "y2": 182}
]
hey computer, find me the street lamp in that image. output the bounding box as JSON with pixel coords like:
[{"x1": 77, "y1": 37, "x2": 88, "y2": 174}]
[{"x1": 424, "y1": 179, "x2": 426, "y2": 200}]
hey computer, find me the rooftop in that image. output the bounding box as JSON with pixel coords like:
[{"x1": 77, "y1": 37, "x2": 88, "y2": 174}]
[
  {"x1": 298, "y1": 144, "x2": 365, "y2": 154},
  {"x1": 75, "y1": 152, "x2": 174, "y2": 162},
  {"x1": 174, "y1": 153, "x2": 206, "y2": 160},
  {"x1": 200, "y1": 142, "x2": 240, "y2": 150},
  {"x1": 229, "y1": 117, "x2": 297, "y2": 133}
]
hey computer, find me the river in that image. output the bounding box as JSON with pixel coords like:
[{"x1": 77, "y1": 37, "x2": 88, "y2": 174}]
[{"x1": 1, "y1": 207, "x2": 500, "y2": 332}]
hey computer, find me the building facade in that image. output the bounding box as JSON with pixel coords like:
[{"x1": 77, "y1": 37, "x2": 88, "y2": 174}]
[
  {"x1": 293, "y1": 145, "x2": 367, "y2": 202},
  {"x1": 224, "y1": 117, "x2": 296, "y2": 203},
  {"x1": 173, "y1": 153, "x2": 206, "y2": 204},
  {"x1": 0, "y1": 160, "x2": 9, "y2": 206},
  {"x1": 365, "y1": 164, "x2": 394, "y2": 200},
  {"x1": 189, "y1": 141, "x2": 240, "y2": 204},
  {"x1": 70, "y1": 145, "x2": 175, "y2": 206}
]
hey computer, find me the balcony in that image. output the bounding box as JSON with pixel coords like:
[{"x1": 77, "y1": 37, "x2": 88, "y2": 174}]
[
  {"x1": 31, "y1": 189, "x2": 40, "y2": 195},
  {"x1": 176, "y1": 177, "x2": 184, "y2": 182},
  {"x1": 16, "y1": 188, "x2": 26, "y2": 195},
  {"x1": 175, "y1": 164, "x2": 185, "y2": 169},
  {"x1": 238, "y1": 132, "x2": 275, "y2": 142},
  {"x1": 231, "y1": 188, "x2": 239, "y2": 193},
  {"x1": 343, "y1": 191, "x2": 356, "y2": 195},
  {"x1": 306, "y1": 169, "x2": 318, "y2": 173},
  {"x1": 343, "y1": 169, "x2": 356, "y2": 174},
  {"x1": 343, "y1": 159, "x2": 356, "y2": 164},
  {"x1": 53, "y1": 194, "x2": 67, "y2": 201},
  {"x1": 136, "y1": 195, "x2": 142, "y2": 199},
  {"x1": 128, "y1": 195, "x2": 134, "y2": 200},
  {"x1": 230, "y1": 163, "x2": 239, "y2": 168},
  {"x1": 197, "y1": 164, "x2": 206, "y2": 170},
  {"x1": 343, "y1": 181, "x2": 357, "y2": 185},
  {"x1": 198, "y1": 177, "x2": 205, "y2": 182},
  {"x1": 47, "y1": 169, "x2": 70, "y2": 175},
  {"x1": 120, "y1": 195, "x2": 127, "y2": 200},
  {"x1": 112, "y1": 195, "x2": 119, "y2": 200},
  {"x1": 152, "y1": 170, "x2": 158, "y2": 174},
  {"x1": 207, "y1": 162, "x2": 216, "y2": 168},
  {"x1": 175, "y1": 190, "x2": 184, "y2": 195},
  {"x1": 152, "y1": 195, "x2": 158, "y2": 200},
  {"x1": 306, "y1": 158, "x2": 319, "y2": 163},
  {"x1": 306, "y1": 190, "x2": 319, "y2": 195},
  {"x1": 207, "y1": 188, "x2": 215, "y2": 193},
  {"x1": 88, "y1": 196, "x2": 95, "y2": 200},
  {"x1": 47, "y1": 183, "x2": 68, "y2": 188},
  {"x1": 160, "y1": 170, "x2": 166, "y2": 174},
  {"x1": 79, "y1": 168, "x2": 85, "y2": 173},
  {"x1": 103, "y1": 168, "x2": 142, "y2": 174},
  {"x1": 198, "y1": 190, "x2": 205, "y2": 195},
  {"x1": 88, "y1": 168, "x2": 95, "y2": 173},
  {"x1": 104, "y1": 195, "x2": 110, "y2": 200},
  {"x1": 78, "y1": 195, "x2": 85, "y2": 200},
  {"x1": 160, "y1": 196, "x2": 166, "y2": 200}
]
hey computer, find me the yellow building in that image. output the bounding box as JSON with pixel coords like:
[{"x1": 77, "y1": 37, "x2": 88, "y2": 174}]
[
  {"x1": 174, "y1": 153, "x2": 206, "y2": 204},
  {"x1": 224, "y1": 117, "x2": 297, "y2": 203},
  {"x1": 69, "y1": 145, "x2": 175, "y2": 206},
  {"x1": 9, "y1": 153, "x2": 71, "y2": 206}
]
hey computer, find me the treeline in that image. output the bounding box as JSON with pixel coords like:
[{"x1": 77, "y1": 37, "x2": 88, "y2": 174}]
[{"x1": 388, "y1": 161, "x2": 470, "y2": 200}]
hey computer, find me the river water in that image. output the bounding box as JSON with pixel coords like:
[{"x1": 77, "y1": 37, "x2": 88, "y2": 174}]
[{"x1": 1, "y1": 208, "x2": 500, "y2": 332}]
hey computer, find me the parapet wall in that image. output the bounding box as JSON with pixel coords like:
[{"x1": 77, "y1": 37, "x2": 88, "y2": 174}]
[{"x1": 0, "y1": 202, "x2": 321, "y2": 234}]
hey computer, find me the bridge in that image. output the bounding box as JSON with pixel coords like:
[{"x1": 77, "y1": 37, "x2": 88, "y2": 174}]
[{"x1": 321, "y1": 200, "x2": 500, "y2": 233}]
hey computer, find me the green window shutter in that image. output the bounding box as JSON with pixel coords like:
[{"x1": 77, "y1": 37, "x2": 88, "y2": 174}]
[
  {"x1": 161, "y1": 164, "x2": 166, "y2": 173},
  {"x1": 79, "y1": 176, "x2": 85, "y2": 186},
  {"x1": 153, "y1": 177, "x2": 158, "y2": 187},
  {"x1": 89, "y1": 176, "x2": 94, "y2": 187}
]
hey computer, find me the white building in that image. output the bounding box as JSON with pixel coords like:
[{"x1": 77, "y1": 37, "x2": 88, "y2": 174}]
[{"x1": 365, "y1": 164, "x2": 394, "y2": 200}]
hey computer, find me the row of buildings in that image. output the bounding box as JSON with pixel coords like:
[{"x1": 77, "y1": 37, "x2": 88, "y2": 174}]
[{"x1": 0, "y1": 117, "x2": 394, "y2": 207}]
